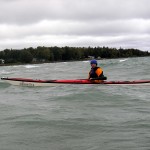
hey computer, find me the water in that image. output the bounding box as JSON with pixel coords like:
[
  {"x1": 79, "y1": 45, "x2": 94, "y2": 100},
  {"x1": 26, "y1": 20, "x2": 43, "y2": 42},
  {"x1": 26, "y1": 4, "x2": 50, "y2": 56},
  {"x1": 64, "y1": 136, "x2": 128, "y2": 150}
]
[{"x1": 0, "y1": 57, "x2": 150, "y2": 150}]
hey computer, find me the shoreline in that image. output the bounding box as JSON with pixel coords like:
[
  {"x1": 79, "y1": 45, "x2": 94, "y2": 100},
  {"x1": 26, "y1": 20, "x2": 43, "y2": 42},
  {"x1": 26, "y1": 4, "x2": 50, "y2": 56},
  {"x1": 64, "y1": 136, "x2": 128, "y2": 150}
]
[{"x1": 0, "y1": 56, "x2": 149, "y2": 67}]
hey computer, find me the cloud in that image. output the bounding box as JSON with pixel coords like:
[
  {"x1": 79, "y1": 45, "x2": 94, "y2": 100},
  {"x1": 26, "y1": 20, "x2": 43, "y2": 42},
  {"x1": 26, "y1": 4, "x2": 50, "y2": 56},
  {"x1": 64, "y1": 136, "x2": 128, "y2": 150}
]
[
  {"x1": 0, "y1": 0, "x2": 150, "y2": 51},
  {"x1": 0, "y1": 0, "x2": 150, "y2": 24}
]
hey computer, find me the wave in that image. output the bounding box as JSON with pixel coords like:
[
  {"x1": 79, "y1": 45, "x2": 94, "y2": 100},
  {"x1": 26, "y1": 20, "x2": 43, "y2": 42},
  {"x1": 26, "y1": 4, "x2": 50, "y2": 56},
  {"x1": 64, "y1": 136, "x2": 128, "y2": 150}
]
[
  {"x1": 24, "y1": 65, "x2": 40, "y2": 69},
  {"x1": 82, "y1": 61, "x2": 89, "y2": 63},
  {"x1": 119, "y1": 58, "x2": 128, "y2": 62},
  {"x1": 0, "y1": 81, "x2": 10, "y2": 88},
  {"x1": 0, "y1": 70, "x2": 13, "y2": 75}
]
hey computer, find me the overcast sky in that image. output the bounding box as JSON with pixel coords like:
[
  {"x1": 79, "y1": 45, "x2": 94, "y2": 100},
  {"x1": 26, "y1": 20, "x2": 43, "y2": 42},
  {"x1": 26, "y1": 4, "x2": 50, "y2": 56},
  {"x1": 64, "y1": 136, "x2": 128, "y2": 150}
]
[{"x1": 0, "y1": 0, "x2": 150, "y2": 51}]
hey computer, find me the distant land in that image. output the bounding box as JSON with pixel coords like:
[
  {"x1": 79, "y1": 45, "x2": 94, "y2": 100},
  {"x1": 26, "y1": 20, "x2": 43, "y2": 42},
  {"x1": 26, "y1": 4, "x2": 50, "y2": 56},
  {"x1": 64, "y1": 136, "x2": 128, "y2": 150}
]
[{"x1": 0, "y1": 46, "x2": 150, "y2": 65}]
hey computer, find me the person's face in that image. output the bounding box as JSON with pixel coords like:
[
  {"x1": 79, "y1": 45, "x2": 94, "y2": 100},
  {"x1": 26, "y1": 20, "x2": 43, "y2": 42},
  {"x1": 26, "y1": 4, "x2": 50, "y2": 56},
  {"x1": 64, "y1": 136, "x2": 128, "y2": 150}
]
[{"x1": 91, "y1": 63, "x2": 97, "y2": 68}]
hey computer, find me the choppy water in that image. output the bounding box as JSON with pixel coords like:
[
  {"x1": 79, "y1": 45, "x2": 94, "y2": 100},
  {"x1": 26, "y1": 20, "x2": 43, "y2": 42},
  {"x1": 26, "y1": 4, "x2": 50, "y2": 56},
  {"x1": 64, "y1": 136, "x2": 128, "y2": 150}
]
[{"x1": 0, "y1": 57, "x2": 150, "y2": 150}]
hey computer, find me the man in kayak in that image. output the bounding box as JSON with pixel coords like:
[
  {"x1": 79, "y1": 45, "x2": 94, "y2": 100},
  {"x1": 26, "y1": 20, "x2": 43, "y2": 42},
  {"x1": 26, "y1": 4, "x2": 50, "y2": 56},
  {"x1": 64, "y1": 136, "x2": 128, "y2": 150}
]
[{"x1": 88, "y1": 59, "x2": 106, "y2": 82}]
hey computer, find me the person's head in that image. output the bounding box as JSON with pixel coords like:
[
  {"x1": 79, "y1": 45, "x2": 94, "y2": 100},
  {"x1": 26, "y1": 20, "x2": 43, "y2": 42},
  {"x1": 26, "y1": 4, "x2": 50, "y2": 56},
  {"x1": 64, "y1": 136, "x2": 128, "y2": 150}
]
[{"x1": 90, "y1": 59, "x2": 97, "y2": 68}]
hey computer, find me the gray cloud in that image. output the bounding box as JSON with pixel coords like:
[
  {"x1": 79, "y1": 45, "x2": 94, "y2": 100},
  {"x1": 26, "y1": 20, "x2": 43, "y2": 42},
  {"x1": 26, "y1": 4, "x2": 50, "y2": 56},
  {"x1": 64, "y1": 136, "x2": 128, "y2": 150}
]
[
  {"x1": 0, "y1": 0, "x2": 150, "y2": 51},
  {"x1": 1, "y1": 0, "x2": 150, "y2": 24}
]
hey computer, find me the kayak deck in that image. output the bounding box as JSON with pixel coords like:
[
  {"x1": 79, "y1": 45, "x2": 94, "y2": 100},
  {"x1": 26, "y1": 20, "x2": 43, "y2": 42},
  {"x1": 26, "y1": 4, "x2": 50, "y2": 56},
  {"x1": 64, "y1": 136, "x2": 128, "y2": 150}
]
[{"x1": 1, "y1": 77, "x2": 150, "y2": 87}]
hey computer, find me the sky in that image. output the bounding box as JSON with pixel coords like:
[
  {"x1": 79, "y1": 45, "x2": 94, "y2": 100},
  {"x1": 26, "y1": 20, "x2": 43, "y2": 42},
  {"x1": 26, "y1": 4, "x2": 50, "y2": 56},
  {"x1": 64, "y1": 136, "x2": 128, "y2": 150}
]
[{"x1": 0, "y1": 0, "x2": 150, "y2": 52}]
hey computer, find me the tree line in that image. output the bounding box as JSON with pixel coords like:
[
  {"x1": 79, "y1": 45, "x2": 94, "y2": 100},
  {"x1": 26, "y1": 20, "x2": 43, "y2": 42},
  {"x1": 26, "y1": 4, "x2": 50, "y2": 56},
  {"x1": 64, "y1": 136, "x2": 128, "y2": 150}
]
[{"x1": 0, "y1": 46, "x2": 149, "y2": 64}]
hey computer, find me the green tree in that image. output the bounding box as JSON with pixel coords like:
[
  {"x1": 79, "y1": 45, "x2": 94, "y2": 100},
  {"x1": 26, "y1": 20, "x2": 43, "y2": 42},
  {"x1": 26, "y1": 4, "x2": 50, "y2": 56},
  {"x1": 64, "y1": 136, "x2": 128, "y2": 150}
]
[
  {"x1": 20, "y1": 50, "x2": 33, "y2": 63},
  {"x1": 36, "y1": 47, "x2": 50, "y2": 60}
]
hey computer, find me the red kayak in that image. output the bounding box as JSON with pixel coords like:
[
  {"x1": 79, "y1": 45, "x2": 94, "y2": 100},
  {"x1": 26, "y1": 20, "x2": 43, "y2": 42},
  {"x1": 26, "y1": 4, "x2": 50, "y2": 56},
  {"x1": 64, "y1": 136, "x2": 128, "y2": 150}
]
[{"x1": 1, "y1": 77, "x2": 150, "y2": 87}]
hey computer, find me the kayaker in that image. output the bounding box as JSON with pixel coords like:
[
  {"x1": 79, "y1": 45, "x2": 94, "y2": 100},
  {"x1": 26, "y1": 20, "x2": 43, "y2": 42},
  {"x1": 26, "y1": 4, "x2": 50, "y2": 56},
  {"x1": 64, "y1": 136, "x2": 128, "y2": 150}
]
[{"x1": 88, "y1": 59, "x2": 106, "y2": 81}]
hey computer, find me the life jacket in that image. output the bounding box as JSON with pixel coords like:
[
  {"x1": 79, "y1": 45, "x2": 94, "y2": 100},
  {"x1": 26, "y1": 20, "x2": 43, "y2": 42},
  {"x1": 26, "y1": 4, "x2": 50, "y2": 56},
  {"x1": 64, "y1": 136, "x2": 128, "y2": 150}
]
[{"x1": 89, "y1": 67, "x2": 104, "y2": 78}]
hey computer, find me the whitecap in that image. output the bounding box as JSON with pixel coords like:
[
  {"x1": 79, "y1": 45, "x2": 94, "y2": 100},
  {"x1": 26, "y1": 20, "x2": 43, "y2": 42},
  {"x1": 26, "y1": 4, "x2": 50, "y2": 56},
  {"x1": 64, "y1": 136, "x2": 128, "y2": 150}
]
[
  {"x1": 24, "y1": 65, "x2": 39, "y2": 68},
  {"x1": 82, "y1": 61, "x2": 89, "y2": 63},
  {"x1": 119, "y1": 59, "x2": 128, "y2": 62},
  {"x1": 0, "y1": 70, "x2": 13, "y2": 75}
]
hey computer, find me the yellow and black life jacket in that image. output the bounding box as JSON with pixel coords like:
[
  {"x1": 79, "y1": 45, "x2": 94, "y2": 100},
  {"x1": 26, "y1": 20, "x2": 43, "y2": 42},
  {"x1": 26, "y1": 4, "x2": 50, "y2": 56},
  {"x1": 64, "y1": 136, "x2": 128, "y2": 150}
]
[{"x1": 89, "y1": 67, "x2": 103, "y2": 78}]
